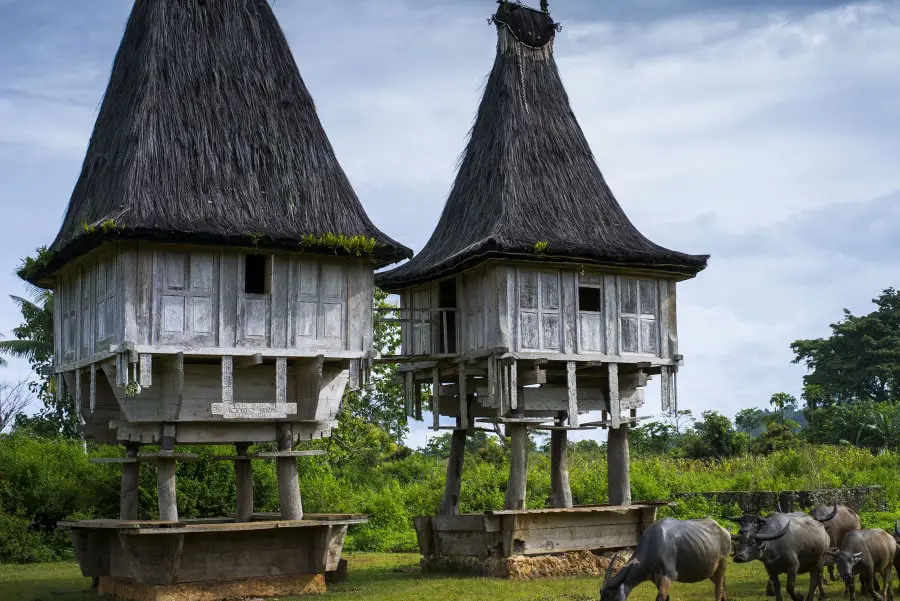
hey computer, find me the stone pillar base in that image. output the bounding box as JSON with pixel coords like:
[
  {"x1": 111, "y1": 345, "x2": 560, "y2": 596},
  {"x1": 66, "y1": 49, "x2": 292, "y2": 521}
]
[{"x1": 97, "y1": 574, "x2": 325, "y2": 601}]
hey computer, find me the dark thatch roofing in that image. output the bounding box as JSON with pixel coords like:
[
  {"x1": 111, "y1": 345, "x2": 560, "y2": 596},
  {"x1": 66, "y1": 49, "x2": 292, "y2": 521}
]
[
  {"x1": 376, "y1": 1, "x2": 708, "y2": 292},
  {"x1": 26, "y1": 0, "x2": 411, "y2": 286}
]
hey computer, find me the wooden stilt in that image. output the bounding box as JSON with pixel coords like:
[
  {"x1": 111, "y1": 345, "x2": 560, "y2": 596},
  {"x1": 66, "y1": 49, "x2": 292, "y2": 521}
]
[
  {"x1": 157, "y1": 435, "x2": 178, "y2": 522},
  {"x1": 120, "y1": 442, "x2": 140, "y2": 520},
  {"x1": 439, "y1": 419, "x2": 467, "y2": 516},
  {"x1": 550, "y1": 413, "x2": 573, "y2": 508},
  {"x1": 504, "y1": 422, "x2": 528, "y2": 510},
  {"x1": 234, "y1": 442, "x2": 254, "y2": 522},
  {"x1": 276, "y1": 423, "x2": 303, "y2": 520},
  {"x1": 607, "y1": 424, "x2": 631, "y2": 507}
]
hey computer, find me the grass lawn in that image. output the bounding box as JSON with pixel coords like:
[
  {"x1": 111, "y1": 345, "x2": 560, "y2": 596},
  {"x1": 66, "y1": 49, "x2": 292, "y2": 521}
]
[{"x1": 0, "y1": 552, "x2": 832, "y2": 601}]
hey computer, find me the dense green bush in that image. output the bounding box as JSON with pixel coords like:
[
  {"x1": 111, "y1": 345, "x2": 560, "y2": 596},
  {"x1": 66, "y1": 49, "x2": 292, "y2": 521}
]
[{"x1": 3, "y1": 430, "x2": 900, "y2": 564}]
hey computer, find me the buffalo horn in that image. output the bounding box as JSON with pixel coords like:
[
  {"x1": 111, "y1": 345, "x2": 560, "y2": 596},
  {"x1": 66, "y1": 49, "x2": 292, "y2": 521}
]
[
  {"x1": 814, "y1": 503, "x2": 838, "y2": 523},
  {"x1": 777, "y1": 501, "x2": 783, "y2": 513},
  {"x1": 755, "y1": 521, "x2": 791, "y2": 542},
  {"x1": 603, "y1": 553, "x2": 621, "y2": 586},
  {"x1": 893, "y1": 520, "x2": 899, "y2": 537},
  {"x1": 724, "y1": 516, "x2": 743, "y2": 523}
]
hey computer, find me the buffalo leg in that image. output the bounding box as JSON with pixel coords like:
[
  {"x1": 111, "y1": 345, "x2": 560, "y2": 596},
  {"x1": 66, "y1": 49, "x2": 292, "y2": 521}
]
[
  {"x1": 801, "y1": 568, "x2": 820, "y2": 601},
  {"x1": 786, "y1": 568, "x2": 804, "y2": 601},
  {"x1": 768, "y1": 577, "x2": 777, "y2": 597},
  {"x1": 653, "y1": 573, "x2": 673, "y2": 601},
  {"x1": 769, "y1": 570, "x2": 784, "y2": 601},
  {"x1": 713, "y1": 560, "x2": 728, "y2": 601},
  {"x1": 885, "y1": 565, "x2": 893, "y2": 601}
]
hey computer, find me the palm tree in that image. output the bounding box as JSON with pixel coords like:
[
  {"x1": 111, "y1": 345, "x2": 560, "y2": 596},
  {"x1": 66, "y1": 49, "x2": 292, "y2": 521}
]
[{"x1": 0, "y1": 285, "x2": 54, "y2": 367}]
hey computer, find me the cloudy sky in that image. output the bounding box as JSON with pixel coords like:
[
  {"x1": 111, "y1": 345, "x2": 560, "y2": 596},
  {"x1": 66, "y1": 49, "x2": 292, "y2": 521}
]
[{"x1": 1, "y1": 0, "x2": 898, "y2": 447}]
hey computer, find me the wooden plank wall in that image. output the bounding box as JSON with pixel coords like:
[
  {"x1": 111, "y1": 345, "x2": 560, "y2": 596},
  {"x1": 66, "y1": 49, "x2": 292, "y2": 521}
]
[{"x1": 53, "y1": 243, "x2": 373, "y2": 371}]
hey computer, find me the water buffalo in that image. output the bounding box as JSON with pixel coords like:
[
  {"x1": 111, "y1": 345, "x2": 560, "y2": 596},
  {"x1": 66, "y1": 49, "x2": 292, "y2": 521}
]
[
  {"x1": 600, "y1": 517, "x2": 732, "y2": 601},
  {"x1": 827, "y1": 528, "x2": 896, "y2": 601},
  {"x1": 810, "y1": 503, "x2": 862, "y2": 581},
  {"x1": 733, "y1": 511, "x2": 830, "y2": 601},
  {"x1": 727, "y1": 509, "x2": 807, "y2": 597},
  {"x1": 890, "y1": 522, "x2": 900, "y2": 593}
]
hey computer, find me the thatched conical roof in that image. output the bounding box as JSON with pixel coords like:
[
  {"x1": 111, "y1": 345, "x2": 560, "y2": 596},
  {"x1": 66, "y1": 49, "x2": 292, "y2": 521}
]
[
  {"x1": 376, "y1": 1, "x2": 708, "y2": 292},
  {"x1": 25, "y1": 0, "x2": 410, "y2": 286}
]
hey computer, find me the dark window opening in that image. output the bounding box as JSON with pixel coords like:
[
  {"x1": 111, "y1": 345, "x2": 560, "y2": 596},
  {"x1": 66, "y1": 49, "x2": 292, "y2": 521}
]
[
  {"x1": 438, "y1": 279, "x2": 458, "y2": 354},
  {"x1": 244, "y1": 254, "x2": 269, "y2": 295},
  {"x1": 578, "y1": 286, "x2": 602, "y2": 312}
]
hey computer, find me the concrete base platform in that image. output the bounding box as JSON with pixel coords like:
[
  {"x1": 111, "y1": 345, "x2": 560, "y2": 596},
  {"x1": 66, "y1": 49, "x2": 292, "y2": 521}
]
[
  {"x1": 59, "y1": 514, "x2": 367, "y2": 600},
  {"x1": 98, "y1": 573, "x2": 325, "y2": 601},
  {"x1": 413, "y1": 503, "x2": 665, "y2": 579}
]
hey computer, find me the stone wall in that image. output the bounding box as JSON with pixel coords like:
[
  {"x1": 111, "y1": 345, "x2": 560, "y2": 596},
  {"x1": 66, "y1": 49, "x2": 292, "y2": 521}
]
[{"x1": 673, "y1": 485, "x2": 887, "y2": 513}]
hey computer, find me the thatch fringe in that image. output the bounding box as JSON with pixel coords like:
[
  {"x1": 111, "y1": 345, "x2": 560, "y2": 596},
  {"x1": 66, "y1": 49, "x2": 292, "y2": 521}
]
[
  {"x1": 376, "y1": 1, "x2": 707, "y2": 291},
  {"x1": 28, "y1": 0, "x2": 410, "y2": 285}
]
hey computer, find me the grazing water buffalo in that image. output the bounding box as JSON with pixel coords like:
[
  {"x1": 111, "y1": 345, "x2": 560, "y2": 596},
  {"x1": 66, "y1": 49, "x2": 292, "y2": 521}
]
[
  {"x1": 890, "y1": 522, "x2": 900, "y2": 593},
  {"x1": 809, "y1": 503, "x2": 862, "y2": 581},
  {"x1": 733, "y1": 511, "x2": 831, "y2": 601},
  {"x1": 600, "y1": 517, "x2": 732, "y2": 601},
  {"x1": 728, "y1": 509, "x2": 808, "y2": 597},
  {"x1": 827, "y1": 528, "x2": 896, "y2": 601}
]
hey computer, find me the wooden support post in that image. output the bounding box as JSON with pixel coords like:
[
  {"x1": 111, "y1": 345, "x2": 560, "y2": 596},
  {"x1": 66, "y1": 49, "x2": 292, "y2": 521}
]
[
  {"x1": 234, "y1": 442, "x2": 254, "y2": 522},
  {"x1": 89, "y1": 363, "x2": 97, "y2": 413},
  {"x1": 157, "y1": 434, "x2": 178, "y2": 522},
  {"x1": 509, "y1": 360, "x2": 518, "y2": 411},
  {"x1": 432, "y1": 367, "x2": 440, "y2": 431},
  {"x1": 608, "y1": 363, "x2": 620, "y2": 428},
  {"x1": 439, "y1": 417, "x2": 467, "y2": 516},
  {"x1": 458, "y1": 364, "x2": 468, "y2": 430},
  {"x1": 607, "y1": 424, "x2": 631, "y2": 507},
  {"x1": 120, "y1": 442, "x2": 140, "y2": 520},
  {"x1": 550, "y1": 412, "x2": 573, "y2": 509},
  {"x1": 566, "y1": 361, "x2": 578, "y2": 427},
  {"x1": 505, "y1": 422, "x2": 528, "y2": 510},
  {"x1": 276, "y1": 423, "x2": 303, "y2": 520}
]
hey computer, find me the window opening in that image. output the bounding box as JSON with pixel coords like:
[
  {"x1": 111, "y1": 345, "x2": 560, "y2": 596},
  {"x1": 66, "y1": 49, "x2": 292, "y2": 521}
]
[
  {"x1": 438, "y1": 279, "x2": 458, "y2": 354},
  {"x1": 578, "y1": 286, "x2": 602, "y2": 312},
  {"x1": 244, "y1": 254, "x2": 269, "y2": 295}
]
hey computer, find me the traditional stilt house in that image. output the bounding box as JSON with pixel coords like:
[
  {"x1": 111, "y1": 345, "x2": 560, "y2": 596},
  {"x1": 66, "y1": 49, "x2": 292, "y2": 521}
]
[
  {"x1": 20, "y1": 0, "x2": 410, "y2": 597},
  {"x1": 376, "y1": 1, "x2": 708, "y2": 572}
]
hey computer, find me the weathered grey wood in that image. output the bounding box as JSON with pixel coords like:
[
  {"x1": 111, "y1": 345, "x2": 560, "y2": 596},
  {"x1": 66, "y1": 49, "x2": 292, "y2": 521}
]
[
  {"x1": 120, "y1": 443, "x2": 140, "y2": 520},
  {"x1": 432, "y1": 367, "x2": 440, "y2": 430},
  {"x1": 604, "y1": 274, "x2": 619, "y2": 355},
  {"x1": 608, "y1": 362, "x2": 620, "y2": 427},
  {"x1": 667, "y1": 280, "x2": 678, "y2": 357},
  {"x1": 504, "y1": 422, "x2": 528, "y2": 510},
  {"x1": 566, "y1": 361, "x2": 578, "y2": 427},
  {"x1": 607, "y1": 424, "x2": 631, "y2": 506},
  {"x1": 156, "y1": 436, "x2": 178, "y2": 522},
  {"x1": 275, "y1": 357, "x2": 287, "y2": 403},
  {"x1": 509, "y1": 360, "x2": 518, "y2": 411},
  {"x1": 561, "y1": 271, "x2": 577, "y2": 354},
  {"x1": 221, "y1": 355, "x2": 233, "y2": 405},
  {"x1": 138, "y1": 354, "x2": 152, "y2": 388},
  {"x1": 458, "y1": 364, "x2": 468, "y2": 430},
  {"x1": 89, "y1": 363, "x2": 97, "y2": 412},
  {"x1": 550, "y1": 414, "x2": 572, "y2": 509},
  {"x1": 234, "y1": 442, "x2": 253, "y2": 522},
  {"x1": 439, "y1": 422, "x2": 467, "y2": 516},
  {"x1": 276, "y1": 423, "x2": 303, "y2": 520},
  {"x1": 660, "y1": 365, "x2": 672, "y2": 413},
  {"x1": 234, "y1": 353, "x2": 263, "y2": 369}
]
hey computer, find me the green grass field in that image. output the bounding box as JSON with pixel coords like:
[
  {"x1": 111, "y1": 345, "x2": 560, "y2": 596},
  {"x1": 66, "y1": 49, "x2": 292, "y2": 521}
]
[{"x1": 0, "y1": 552, "x2": 838, "y2": 601}]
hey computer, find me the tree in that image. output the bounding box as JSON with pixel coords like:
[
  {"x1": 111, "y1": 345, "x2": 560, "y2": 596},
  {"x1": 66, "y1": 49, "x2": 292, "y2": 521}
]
[
  {"x1": 683, "y1": 411, "x2": 747, "y2": 459},
  {"x1": 791, "y1": 288, "x2": 900, "y2": 407},
  {"x1": 0, "y1": 377, "x2": 33, "y2": 432},
  {"x1": 321, "y1": 287, "x2": 409, "y2": 466},
  {"x1": 734, "y1": 407, "x2": 768, "y2": 437},
  {"x1": 0, "y1": 276, "x2": 77, "y2": 438},
  {"x1": 769, "y1": 392, "x2": 798, "y2": 423}
]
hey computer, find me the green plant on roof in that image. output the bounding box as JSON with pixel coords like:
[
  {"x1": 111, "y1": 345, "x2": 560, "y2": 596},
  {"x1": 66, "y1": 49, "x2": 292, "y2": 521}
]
[
  {"x1": 99, "y1": 219, "x2": 119, "y2": 233},
  {"x1": 534, "y1": 241, "x2": 549, "y2": 254},
  {"x1": 299, "y1": 233, "x2": 377, "y2": 257},
  {"x1": 16, "y1": 245, "x2": 55, "y2": 282},
  {"x1": 247, "y1": 232, "x2": 265, "y2": 247},
  {"x1": 81, "y1": 221, "x2": 96, "y2": 235}
]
